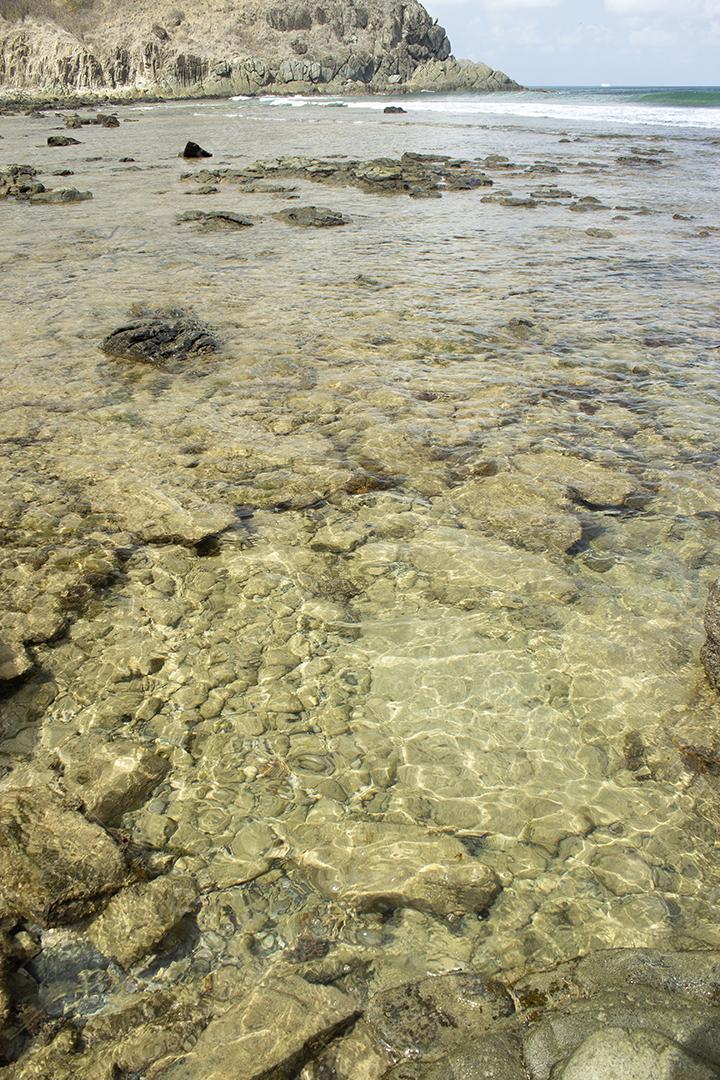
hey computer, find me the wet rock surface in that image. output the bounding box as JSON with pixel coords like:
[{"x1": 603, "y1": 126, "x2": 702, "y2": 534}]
[
  {"x1": 177, "y1": 209, "x2": 254, "y2": 229},
  {"x1": 276, "y1": 205, "x2": 350, "y2": 227},
  {"x1": 191, "y1": 153, "x2": 495, "y2": 199},
  {"x1": 182, "y1": 141, "x2": 212, "y2": 159},
  {"x1": 100, "y1": 307, "x2": 219, "y2": 365},
  {"x1": 0, "y1": 789, "x2": 126, "y2": 926},
  {"x1": 88, "y1": 874, "x2": 197, "y2": 967},
  {"x1": 282, "y1": 821, "x2": 500, "y2": 917}
]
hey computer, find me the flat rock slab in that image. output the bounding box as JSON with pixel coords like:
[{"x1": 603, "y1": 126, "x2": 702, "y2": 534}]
[
  {"x1": 28, "y1": 187, "x2": 92, "y2": 204},
  {"x1": 280, "y1": 821, "x2": 500, "y2": 918},
  {"x1": 101, "y1": 307, "x2": 219, "y2": 365},
  {"x1": 275, "y1": 205, "x2": 349, "y2": 227},
  {"x1": 177, "y1": 210, "x2": 254, "y2": 229},
  {"x1": 88, "y1": 874, "x2": 197, "y2": 968},
  {"x1": 0, "y1": 788, "x2": 126, "y2": 926},
  {"x1": 56, "y1": 735, "x2": 170, "y2": 826},
  {"x1": 163, "y1": 974, "x2": 359, "y2": 1079}
]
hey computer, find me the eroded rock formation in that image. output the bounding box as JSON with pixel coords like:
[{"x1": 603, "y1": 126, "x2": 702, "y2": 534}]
[{"x1": 0, "y1": 0, "x2": 519, "y2": 99}]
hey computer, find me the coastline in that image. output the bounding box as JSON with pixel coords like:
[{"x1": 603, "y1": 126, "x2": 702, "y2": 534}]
[{"x1": 1, "y1": 89, "x2": 720, "y2": 1077}]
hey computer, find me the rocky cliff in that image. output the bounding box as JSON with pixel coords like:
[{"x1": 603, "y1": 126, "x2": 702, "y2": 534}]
[{"x1": 0, "y1": 0, "x2": 519, "y2": 99}]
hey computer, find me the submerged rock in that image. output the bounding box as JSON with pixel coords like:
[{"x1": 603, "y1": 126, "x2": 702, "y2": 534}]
[
  {"x1": 88, "y1": 874, "x2": 197, "y2": 968},
  {"x1": 28, "y1": 187, "x2": 92, "y2": 204},
  {"x1": 0, "y1": 789, "x2": 126, "y2": 926},
  {"x1": 56, "y1": 735, "x2": 170, "y2": 826},
  {"x1": 701, "y1": 580, "x2": 720, "y2": 691},
  {"x1": 275, "y1": 205, "x2": 350, "y2": 227},
  {"x1": 101, "y1": 307, "x2": 219, "y2": 365},
  {"x1": 559, "y1": 1027, "x2": 717, "y2": 1080},
  {"x1": 162, "y1": 974, "x2": 359, "y2": 1079},
  {"x1": 281, "y1": 821, "x2": 500, "y2": 918},
  {"x1": 182, "y1": 141, "x2": 212, "y2": 159},
  {"x1": 0, "y1": 638, "x2": 33, "y2": 682}
]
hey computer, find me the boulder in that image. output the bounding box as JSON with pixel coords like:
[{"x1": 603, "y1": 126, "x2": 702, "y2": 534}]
[
  {"x1": 0, "y1": 163, "x2": 44, "y2": 199},
  {"x1": 182, "y1": 141, "x2": 212, "y2": 159},
  {"x1": 701, "y1": 580, "x2": 720, "y2": 691},
  {"x1": 0, "y1": 789, "x2": 126, "y2": 926},
  {"x1": 88, "y1": 875, "x2": 197, "y2": 968},
  {"x1": 47, "y1": 135, "x2": 80, "y2": 146},
  {"x1": 162, "y1": 974, "x2": 359, "y2": 1079},
  {"x1": 559, "y1": 1027, "x2": 717, "y2": 1080},
  {"x1": 280, "y1": 821, "x2": 500, "y2": 918},
  {"x1": 56, "y1": 735, "x2": 170, "y2": 826},
  {"x1": 100, "y1": 307, "x2": 219, "y2": 364},
  {"x1": 384, "y1": 105, "x2": 407, "y2": 114},
  {"x1": 275, "y1": 205, "x2": 349, "y2": 227}
]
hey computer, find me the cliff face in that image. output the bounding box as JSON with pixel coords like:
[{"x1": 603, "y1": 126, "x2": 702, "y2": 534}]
[{"x1": 0, "y1": 0, "x2": 519, "y2": 99}]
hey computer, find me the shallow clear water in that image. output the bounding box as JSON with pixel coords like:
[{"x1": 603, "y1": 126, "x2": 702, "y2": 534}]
[{"x1": 1, "y1": 93, "x2": 720, "y2": 1011}]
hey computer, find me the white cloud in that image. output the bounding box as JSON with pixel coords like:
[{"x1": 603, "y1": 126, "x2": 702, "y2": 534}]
[{"x1": 605, "y1": 0, "x2": 720, "y2": 14}]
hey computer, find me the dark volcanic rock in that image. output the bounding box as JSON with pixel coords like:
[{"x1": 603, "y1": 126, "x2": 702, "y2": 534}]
[
  {"x1": 47, "y1": 134, "x2": 80, "y2": 146},
  {"x1": 182, "y1": 141, "x2": 212, "y2": 159},
  {"x1": 101, "y1": 307, "x2": 219, "y2": 364},
  {"x1": 384, "y1": 105, "x2": 407, "y2": 114},
  {"x1": 0, "y1": 163, "x2": 45, "y2": 199},
  {"x1": 275, "y1": 205, "x2": 349, "y2": 227},
  {"x1": 702, "y1": 580, "x2": 720, "y2": 691},
  {"x1": 177, "y1": 209, "x2": 254, "y2": 229}
]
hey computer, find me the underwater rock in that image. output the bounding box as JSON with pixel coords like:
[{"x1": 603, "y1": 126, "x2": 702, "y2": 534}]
[
  {"x1": 88, "y1": 874, "x2": 197, "y2": 968},
  {"x1": 0, "y1": 638, "x2": 33, "y2": 682},
  {"x1": 451, "y1": 475, "x2": 583, "y2": 555},
  {"x1": 56, "y1": 735, "x2": 170, "y2": 826},
  {"x1": 0, "y1": 788, "x2": 126, "y2": 926},
  {"x1": 100, "y1": 307, "x2": 219, "y2": 365},
  {"x1": 162, "y1": 974, "x2": 359, "y2": 1079},
  {"x1": 182, "y1": 141, "x2": 212, "y2": 159},
  {"x1": 559, "y1": 1027, "x2": 717, "y2": 1080},
  {"x1": 701, "y1": 580, "x2": 720, "y2": 691},
  {"x1": 281, "y1": 821, "x2": 500, "y2": 918},
  {"x1": 275, "y1": 205, "x2": 350, "y2": 227}
]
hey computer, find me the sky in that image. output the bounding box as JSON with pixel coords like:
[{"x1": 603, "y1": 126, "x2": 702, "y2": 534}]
[{"x1": 423, "y1": 0, "x2": 720, "y2": 86}]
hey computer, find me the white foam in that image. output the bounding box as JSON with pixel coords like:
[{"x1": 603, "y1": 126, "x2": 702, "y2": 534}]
[{"x1": 226, "y1": 92, "x2": 720, "y2": 132}]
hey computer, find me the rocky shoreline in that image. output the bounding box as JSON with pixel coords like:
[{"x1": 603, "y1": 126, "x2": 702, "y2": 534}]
[{"x1": 1, "y1": 94, "x2": 720, "y2": 1079}]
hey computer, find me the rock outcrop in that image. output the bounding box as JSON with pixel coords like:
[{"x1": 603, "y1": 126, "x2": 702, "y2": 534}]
[{"x1": 0, "y1": 0, "x2": 519, "y2": 100}]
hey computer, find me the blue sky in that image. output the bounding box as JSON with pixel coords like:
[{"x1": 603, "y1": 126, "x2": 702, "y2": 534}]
[{"x1": 424, "y1": 0, "x2": 720, "y2": 85}]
